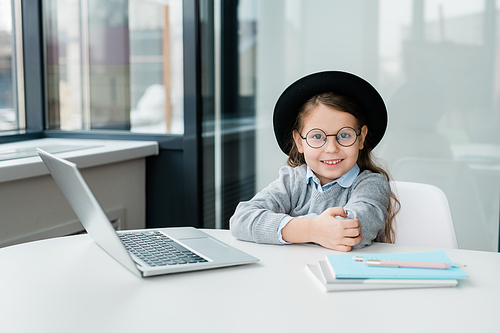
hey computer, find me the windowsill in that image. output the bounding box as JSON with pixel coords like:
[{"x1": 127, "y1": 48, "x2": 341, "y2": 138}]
[{"x1": 0, "y1": 138, "x2": 159, "y2": 183}]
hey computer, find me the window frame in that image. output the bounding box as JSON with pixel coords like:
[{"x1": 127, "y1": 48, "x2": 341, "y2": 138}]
[
  {"x1": 1, "y1": 0, "x2": 199, "y2": 148},
  {"x1": 0, "y1": 0, "x2": 43, "y2": 143},
  {"x1": 0, "y1": 0, "x2": 204, "y2": 229}
]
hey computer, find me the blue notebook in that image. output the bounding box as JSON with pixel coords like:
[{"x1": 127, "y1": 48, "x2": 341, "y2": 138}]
[{"x1": 325, "y1": 251, "x2": 468, "y2": 280}]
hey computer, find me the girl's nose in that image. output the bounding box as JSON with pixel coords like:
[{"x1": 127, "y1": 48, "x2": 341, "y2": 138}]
[{"x1": 323, "y1": 137, "x2": 340, "y2": 153}]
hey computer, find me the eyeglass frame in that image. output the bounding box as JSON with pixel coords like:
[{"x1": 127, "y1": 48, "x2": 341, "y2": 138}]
[{"x1": 297, "y1": 126, "x2": 362, "y2": 148}]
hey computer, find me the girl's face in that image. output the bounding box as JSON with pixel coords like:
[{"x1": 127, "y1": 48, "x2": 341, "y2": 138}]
[{"x1": 293, "y1": 104, "x2": 368, "y2": 186}]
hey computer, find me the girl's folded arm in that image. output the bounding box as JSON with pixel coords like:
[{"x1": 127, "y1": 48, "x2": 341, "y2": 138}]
[
  {"x1": 229, "y1": 167, "x2": 298, "y2": 244},
  {"x1": 344, "y1": 173, "x2": 391, "y2": 249}
]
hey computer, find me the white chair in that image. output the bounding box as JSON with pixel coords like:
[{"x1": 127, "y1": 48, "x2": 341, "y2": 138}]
[
  {"x1": 393, "y1": 157, "x2": 494, "y2": 251},
  {"x1": 390, "y1": 181, "x2": 458, "y2": 249}
]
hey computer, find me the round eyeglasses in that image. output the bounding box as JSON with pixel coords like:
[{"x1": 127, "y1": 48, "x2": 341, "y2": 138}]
[{"x1": 298, "y1": 127, "x2": 361, "y2": 148}]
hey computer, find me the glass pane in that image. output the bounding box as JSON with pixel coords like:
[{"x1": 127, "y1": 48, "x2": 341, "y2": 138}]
[
  {"x1": 44, "y1": 0, "x2": 82, "y2": 130},
  {"x1": 215, "y1": 0, "x2": 500, "y2": 251},
  {"x1": 376, "y1": 0, "x2": 499, "y2": 252},
  {"x1": 44, "y1": 0, "x2": 184, "y2": 133},
  {"x1": 0, "y1": 0, "x2": 21, "y2": 132}
]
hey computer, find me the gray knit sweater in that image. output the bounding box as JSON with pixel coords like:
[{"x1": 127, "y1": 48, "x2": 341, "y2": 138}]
[{"x1": 229, "y1": 164, "x2": 390, "y2": 249}]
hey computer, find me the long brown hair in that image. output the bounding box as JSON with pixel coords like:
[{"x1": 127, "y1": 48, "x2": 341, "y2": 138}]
[{"x1": 287, "y1": 92, "x2": 399, "y2": 243}]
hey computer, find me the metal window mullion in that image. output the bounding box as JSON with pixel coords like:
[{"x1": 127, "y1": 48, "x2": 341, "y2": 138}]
[
  {"x1": 80, "y1": 0, "x2": 91, "y2": 131},
  {"x1": 214, "y1": 0, "x2": 222, "y2": 229},
  {"x1": 14, "y1": 0, "x2": 25, "y2": 130}
]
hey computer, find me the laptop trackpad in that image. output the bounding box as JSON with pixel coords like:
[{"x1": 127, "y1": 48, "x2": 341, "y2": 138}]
[
  {"x1": 181, "y1": 238, "x2": 238, "y2": 260},
  {"x1": 163, "y1": 227, "x2": 209, "y2": 240}
]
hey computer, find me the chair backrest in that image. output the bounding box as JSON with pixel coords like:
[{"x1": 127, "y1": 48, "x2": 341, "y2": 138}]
[
  {"x1": 393, "y1": 157, "x2": 494, "y2": 251},
  {"x1": 391, "y1": 181, "x2": 458, "y2": 249}
]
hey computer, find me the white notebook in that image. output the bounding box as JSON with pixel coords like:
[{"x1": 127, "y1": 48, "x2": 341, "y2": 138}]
[{"x1": 306, "y1": 261, "x2": 458, "y2": 292}]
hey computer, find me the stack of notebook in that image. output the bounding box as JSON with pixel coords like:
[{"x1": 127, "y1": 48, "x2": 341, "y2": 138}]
[{"x1": 306, "y1": 250, "x2": 468, "y2": 292}]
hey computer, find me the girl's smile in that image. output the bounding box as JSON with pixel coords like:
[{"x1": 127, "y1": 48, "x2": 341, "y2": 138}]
[
  {"x1": 293, "y1": 104, "x2": 367, "y2": 186},
  {"x1": 321, "y1": 159, "x2": 342, "y2": 165}
]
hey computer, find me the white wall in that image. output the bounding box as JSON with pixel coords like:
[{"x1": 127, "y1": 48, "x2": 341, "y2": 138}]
[{"x1": 0, "y1": 156, "x2": 148, "y2": 248}]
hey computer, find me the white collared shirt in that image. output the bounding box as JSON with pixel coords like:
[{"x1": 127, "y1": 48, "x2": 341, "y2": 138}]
[{"x1": 305, "y1": 163, "x2": 360, "y2": 192}]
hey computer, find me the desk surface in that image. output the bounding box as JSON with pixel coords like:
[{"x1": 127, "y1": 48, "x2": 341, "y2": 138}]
[{"x1": 1, "y1": 229, "x2": 499, "y2": 332}]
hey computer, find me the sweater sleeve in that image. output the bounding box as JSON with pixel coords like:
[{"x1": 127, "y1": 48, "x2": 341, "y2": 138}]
[
  {"x1": 229, "y1": 166, "x2": 300, "y2": 245},
  {"x1": 343, "y1": 171, "x2": 390, "y2": 249}
]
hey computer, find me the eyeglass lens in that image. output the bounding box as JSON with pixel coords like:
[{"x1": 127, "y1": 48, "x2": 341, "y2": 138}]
[{"x1": 305, "y1": 127, "x2": 358, "y2": 148}]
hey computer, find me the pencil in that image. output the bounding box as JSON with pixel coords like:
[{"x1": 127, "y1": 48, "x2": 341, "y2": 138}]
[{"x1": 362, "y1": 259, "x2": 465, "y2": 269}]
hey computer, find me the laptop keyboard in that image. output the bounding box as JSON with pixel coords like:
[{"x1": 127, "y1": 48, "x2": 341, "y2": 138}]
[{"x1": 118, "y1": 231, "x2": 208, "y2": 267}]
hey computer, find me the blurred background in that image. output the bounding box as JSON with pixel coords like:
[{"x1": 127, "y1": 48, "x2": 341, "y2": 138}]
[{"x1": 1, "y1": 0, "x2": 499, "y2": 251}]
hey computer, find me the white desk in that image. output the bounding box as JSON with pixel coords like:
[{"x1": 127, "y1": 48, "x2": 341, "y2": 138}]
[{"x1": 1, "y1": 230, "x2": 499, "y2": 332}]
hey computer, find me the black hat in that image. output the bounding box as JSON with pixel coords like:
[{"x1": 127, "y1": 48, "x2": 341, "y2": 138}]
[{"x1": 273, "y1": 71, "x2": 387, "y2": 155}]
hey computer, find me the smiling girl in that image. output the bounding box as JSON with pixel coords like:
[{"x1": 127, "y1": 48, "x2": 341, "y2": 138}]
[{"x1": 230, "y1": 71, "x2": 398, "y2": 252}]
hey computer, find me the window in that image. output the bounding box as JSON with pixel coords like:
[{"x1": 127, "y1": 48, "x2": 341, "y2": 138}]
[
  {"x1": 43, "y1": 0, "x2": 184, "y2": 134},
  {"x1": 208, "y1": 0, "x2": 500, "y2": 251},
  {"x1": 0, "y1": 0, "x2": 24, "y2": 133}
]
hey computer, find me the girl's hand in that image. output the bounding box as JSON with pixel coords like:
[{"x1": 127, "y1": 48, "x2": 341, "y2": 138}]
[{"x1": 310, "y1": 207, "x2": 363, "y2": 252}]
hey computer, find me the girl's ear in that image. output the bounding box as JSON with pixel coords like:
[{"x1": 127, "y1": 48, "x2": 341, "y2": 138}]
[
  {"x1": 293, "y1": 130, "x2": 304, "y2": 153},
  {"x1": 359, "y1": 125, "x2": 368, "y2": 150}
]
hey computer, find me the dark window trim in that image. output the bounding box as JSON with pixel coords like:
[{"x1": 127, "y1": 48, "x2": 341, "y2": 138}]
[
  {"x1": 0, "y1": 132, "x2": 44, "y2": 144},
  {"x1": 182, "y1": 0, "x2": 203, "y2": 226},
  {"x1": 43, "y1": 130, "x2": 184, "y2": 150},
  {"x1": 0, "y1": 130, "x2": 184, "y2": 151},
  {"x1": 23, "y1": 0, "x2": 45, "y2": 133}
]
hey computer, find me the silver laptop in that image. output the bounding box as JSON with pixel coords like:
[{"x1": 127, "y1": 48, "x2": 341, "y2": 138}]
[{"x1": 37, "y1": 149, "x2": 259, "y2": 277}]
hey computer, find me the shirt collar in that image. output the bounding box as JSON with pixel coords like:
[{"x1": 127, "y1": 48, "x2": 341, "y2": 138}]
[{"x1": 306, "y1": 163, "x2": 360, "y2": 191}]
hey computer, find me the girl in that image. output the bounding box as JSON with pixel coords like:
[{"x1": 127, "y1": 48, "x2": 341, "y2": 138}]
[{"x1": 230, "y1": 71, "x2": 398, "y2": 252}]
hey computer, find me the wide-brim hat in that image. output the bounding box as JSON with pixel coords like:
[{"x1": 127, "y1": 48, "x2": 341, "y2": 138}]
[{"x1": 273, "y1": 71, "x2": 387, "y2": 155}]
